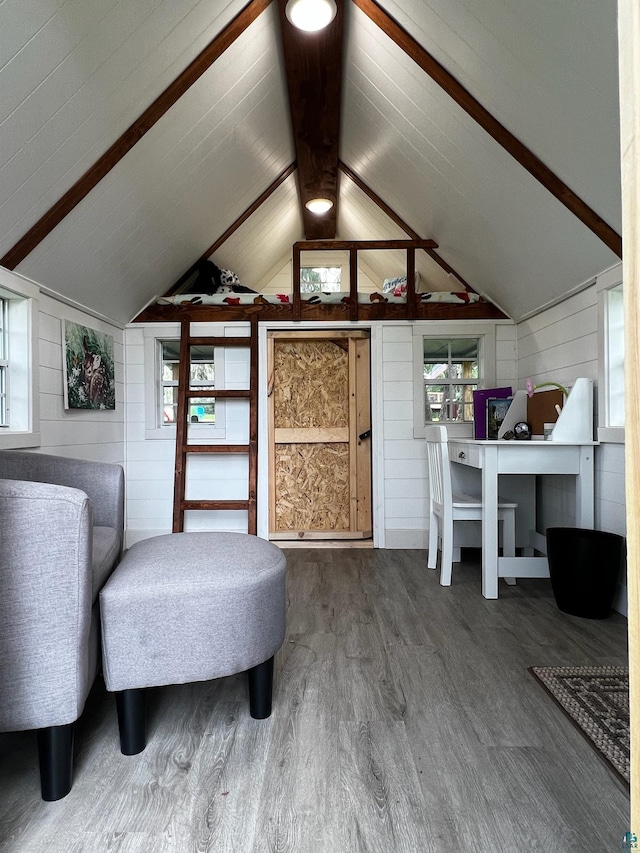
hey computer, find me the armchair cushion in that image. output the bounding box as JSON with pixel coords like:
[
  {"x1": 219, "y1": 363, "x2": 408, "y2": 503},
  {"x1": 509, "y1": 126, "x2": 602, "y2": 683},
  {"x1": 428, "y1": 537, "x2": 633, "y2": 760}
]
[{"x1": 93, "y1": 527, "x2": 121, "y2": 603}]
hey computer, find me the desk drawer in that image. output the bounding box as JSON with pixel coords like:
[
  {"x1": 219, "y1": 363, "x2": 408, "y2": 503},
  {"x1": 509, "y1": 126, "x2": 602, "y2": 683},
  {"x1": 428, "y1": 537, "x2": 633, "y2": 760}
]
[{"x1": 450, "y1": 442, "x2": 481, "y2": 468}]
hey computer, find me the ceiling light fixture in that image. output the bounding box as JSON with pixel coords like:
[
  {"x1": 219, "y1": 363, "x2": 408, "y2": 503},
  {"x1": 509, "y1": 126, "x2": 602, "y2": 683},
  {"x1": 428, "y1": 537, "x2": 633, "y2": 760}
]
[
  {"x1": 305, "y1": 197, "x2": 334, "y2": 214},
  {"x1": 285, "y1": 0, "x2": 337, "y2": 32}
]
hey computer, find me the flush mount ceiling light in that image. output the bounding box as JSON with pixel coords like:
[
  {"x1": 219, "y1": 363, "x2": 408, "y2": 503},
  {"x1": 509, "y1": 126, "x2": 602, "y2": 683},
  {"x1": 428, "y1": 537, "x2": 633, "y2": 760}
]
[
  {"x1": 285, "y1": 0, "x2": 337, "y2": 32},
  {"x1": 305, "y1": 197, "x2": 334, "y2": 214}
]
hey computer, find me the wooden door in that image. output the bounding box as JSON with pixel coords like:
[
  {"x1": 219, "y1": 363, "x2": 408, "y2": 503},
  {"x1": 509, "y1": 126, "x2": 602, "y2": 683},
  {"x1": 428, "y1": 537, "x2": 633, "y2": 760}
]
[{"x1": 268, "y1": 330, "x2": 372, "y2": 540}]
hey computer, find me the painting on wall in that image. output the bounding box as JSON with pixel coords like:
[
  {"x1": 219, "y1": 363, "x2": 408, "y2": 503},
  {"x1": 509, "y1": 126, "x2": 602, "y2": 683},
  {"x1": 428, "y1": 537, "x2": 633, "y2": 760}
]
[{"x1": 63, "y1": 321, "x2": 115, "y2": 410}]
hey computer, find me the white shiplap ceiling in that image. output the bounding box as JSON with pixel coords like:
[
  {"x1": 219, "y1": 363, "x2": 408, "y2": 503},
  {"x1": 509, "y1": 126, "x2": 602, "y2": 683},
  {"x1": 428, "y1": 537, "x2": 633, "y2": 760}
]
[{"x1": 0, "y1": 0, "x2": 622, "y2": 323}]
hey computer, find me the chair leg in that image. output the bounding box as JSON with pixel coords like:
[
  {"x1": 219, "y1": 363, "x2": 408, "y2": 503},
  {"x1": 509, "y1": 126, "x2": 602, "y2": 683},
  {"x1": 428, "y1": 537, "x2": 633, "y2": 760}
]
[
  {"x1": 427, "y1": 508, "x2": 438, "y2": 569},
  {"x1": 37, "y1": 723, "x2": 74, "y2": 801},
  {"x1": 248, "y1": 656, "x2": 274, "y2": 719},
  {"x1": 116, "y1": 688, "x2": 147, "y2": 755},
  {"x1": 440, "y1": 517, "x2": 454, "y2": 586}
]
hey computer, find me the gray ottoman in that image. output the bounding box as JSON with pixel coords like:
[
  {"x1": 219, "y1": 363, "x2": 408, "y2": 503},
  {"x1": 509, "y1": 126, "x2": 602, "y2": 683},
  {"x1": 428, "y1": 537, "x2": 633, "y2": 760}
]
[{"x1": 99, "y1": 532, "x2": 286, "y2": 754}]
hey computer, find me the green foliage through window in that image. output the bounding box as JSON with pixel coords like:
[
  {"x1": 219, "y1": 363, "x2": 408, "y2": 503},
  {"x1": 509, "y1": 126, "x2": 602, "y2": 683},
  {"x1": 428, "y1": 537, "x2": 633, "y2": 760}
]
[
  {"x1": 300, "y1": 267, "x2": 341, "y2": 293},
  {"x1": 161, "y1": 341, "x2": 215, "y2": 425},
  {"x1": 423, "y1": 338, "x2": 478, "y2": 423}
]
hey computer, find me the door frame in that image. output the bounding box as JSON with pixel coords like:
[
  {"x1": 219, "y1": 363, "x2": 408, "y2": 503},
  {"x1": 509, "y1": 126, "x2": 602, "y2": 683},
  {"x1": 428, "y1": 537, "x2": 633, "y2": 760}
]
[{"x1": 257, "y1": 321, "x2": 385, "y2": 546}]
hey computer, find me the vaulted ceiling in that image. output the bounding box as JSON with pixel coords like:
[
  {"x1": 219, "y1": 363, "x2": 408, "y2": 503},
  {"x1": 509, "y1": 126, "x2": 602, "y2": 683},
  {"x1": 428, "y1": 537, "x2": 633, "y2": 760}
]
[{"x1": 0, "y1": 0, "x2": 622, "y2": 325}]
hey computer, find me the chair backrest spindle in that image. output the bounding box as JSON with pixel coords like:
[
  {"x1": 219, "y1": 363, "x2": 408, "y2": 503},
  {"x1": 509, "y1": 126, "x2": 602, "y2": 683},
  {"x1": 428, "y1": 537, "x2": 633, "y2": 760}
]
[{"x1": 425, "y1": 424, "x2": 453, "y2": 508}]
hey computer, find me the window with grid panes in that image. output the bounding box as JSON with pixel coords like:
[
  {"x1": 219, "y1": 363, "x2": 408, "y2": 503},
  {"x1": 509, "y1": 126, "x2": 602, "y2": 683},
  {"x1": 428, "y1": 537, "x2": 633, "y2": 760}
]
[
  {"x1": 597, "y1": 265, "x2": 624, "y2": 442},
  {"x1": 160, "y1": 341, "x2": 216, "y2": 427},
  {"x1": 0, "y1": 298, "x2": 7, "y2": 427},
  {"x1": 423, "y1": 338, "x2": 479, "y2": 424},
  {"x1": 299, "y1": 267, "x2": 342, "y2": 292}
]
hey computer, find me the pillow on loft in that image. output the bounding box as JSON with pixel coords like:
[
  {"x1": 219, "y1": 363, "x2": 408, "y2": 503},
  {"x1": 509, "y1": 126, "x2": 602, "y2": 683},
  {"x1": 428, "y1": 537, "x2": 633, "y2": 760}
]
[{"x1": 382, "y1": 272, "x2": 420, "y2": 296}]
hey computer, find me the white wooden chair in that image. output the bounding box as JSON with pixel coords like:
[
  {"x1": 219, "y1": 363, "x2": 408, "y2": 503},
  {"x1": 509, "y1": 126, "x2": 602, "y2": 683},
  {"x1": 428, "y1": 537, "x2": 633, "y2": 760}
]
[{"x1": 426, "y1": 425, "x2": 517, "y2": 586}]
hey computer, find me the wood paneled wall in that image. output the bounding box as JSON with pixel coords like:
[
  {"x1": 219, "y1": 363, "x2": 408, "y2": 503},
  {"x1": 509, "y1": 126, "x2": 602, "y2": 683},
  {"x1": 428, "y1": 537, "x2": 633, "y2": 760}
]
[
  {"x1": 37, "y1": 294, "x2": 124, "y2": 464},
  {"x1": 516, "y1": 282, "x2": 628, "y2": 613}
]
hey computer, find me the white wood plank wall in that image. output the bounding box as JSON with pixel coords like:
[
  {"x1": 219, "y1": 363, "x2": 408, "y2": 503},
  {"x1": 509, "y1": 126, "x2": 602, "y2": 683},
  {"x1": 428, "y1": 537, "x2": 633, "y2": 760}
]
[
  {"x1": 125, "y1": 322, "x2": 251, "y2": 547},
  {"x1": 516, "y1": 283, "x2": 627, "y2": 613},
  {"x1": 37, "y1": 294, "x2": 124, "y2": 464},
  {"x1": 382, "y1": 321, "x2": 517, "y2": 549},
  {"x1": 382, "y1": 324, "x2": 427, "y2": 549}
]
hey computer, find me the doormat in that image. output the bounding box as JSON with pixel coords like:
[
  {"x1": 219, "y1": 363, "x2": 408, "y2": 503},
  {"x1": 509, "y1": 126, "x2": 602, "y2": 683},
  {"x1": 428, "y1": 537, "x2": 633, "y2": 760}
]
[{"x1": 529, "y1": 665, "x2": 629, "y2": 787}]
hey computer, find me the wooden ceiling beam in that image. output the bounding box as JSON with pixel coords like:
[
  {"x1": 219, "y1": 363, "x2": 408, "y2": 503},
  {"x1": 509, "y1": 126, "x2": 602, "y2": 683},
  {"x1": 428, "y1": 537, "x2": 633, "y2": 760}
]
[
  {"x1": 276, "y1": 0, "x2": 344, "y2": 239},
  {"x1": 0, "y1": 0, "x2": 271, "y2": 271},
  {"x1": 295, "y1": 239, "x2": 437, "y2": 250},
  {"x1": 354, "y1": 0, "x2": 622, "y2": 258}
]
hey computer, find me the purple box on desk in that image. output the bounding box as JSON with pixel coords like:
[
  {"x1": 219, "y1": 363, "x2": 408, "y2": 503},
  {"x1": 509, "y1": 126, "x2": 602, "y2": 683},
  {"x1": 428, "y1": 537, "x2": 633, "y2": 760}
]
[{"x1": 473, "y1": 387, "x2": 512, "y2": 439}]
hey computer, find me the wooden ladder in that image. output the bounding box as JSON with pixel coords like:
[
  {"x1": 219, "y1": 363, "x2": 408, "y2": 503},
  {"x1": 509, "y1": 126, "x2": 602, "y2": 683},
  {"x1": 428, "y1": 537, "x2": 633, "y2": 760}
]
[{"x1": 172, "y1": 317, "x2": 258, "y2": 534}]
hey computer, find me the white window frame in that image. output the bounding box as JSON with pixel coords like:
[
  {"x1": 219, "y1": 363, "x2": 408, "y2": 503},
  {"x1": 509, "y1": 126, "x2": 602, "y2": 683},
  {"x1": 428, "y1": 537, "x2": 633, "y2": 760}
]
[
  {"x1": 143, "y1": 323, "x2": 227, "y2": 441},
  {"x1": 413, "y1": 322, "x2": 497, "y2": 438},
  {"x1": 298, "y1": 250, "x2": 349, "y2": 292},
  {"x1": 299, "y1": 265, "x2": 342, "y2": 293},
  {"x1": 597, "y1": 264, "x2": 624, "y2": 443},
  {"x1": 0, "y1": 268, "x2": 40, "y2": 449},
  {"x1": 0, "y1": 297, "x2": 8, "y2": 427}
]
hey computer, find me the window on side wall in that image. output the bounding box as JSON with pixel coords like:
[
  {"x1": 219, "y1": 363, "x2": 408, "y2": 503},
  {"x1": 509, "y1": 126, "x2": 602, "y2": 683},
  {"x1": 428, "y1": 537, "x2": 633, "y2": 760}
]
[
  {"x1": 423, "y1": 338, "x2": 479, "y2": 424},
  {"x1": 144, "y1": 325, "x2": 226, "y2": 440},
  {"x1": 0, "y1": 298, "x2": 8, "y2": 427},
  {"x1": 300, "y1": 266, "x2": 342, "y2": 292},
  {"x1": 0, "y1": 272, "x2": 40, "y2": 449},
  {"x1": 413, "y1": 324, "x2": 496, "y2": 438},
  {"x1": 160, "y1": 340, "x2": 218, "y2": 427},
  {"x1": 598, "y1": 269, "x2": 624, "y2": 442}
]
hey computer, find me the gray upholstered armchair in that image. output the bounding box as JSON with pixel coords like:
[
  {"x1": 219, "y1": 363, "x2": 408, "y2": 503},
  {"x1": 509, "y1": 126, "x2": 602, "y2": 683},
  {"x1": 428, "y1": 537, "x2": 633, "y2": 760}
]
[{"x1": 0, "y1": 451, "x2": 124, "y2": 800}]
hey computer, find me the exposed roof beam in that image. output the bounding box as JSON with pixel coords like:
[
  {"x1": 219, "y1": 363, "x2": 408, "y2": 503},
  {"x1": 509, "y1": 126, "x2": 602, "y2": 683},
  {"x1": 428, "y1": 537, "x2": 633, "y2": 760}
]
[
  {"x1": 294, "y1": 239, "x2": 437, "y2": 250},
  {"x1": 339, "y1": 161, "x2": 477, "y2": 293},
  {"x1": 1, "y1": 0, "x2": 271, "y2": 271},
  {"x1": 165, "y1": 162, "x2": 297, "y2": 296},
  {"x1": 276, "y1": 0, "x2": 344, "y2": 239},
  {"x1": 354, "y1": 0, "x2": 622, "y2": 258}
]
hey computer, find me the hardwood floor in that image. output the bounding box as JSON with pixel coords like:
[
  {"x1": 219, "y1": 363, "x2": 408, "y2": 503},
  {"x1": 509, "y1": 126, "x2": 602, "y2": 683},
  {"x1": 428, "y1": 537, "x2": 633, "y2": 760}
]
[{"x1": 0, "y1": 549, "x2": 629, "y2": 852}]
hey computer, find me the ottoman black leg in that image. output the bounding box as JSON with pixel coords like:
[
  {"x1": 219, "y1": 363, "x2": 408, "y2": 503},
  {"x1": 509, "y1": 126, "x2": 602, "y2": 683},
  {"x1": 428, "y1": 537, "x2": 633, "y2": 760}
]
[
  {"x1": 37, "y1": 723, "x2": 74, "y2": 801},
  {"x1": 248, "y1": 656, "x2": 274, "y2": 719},
  {"x1": 116, "y1": 688, "x2": 147, "y2": 755}
]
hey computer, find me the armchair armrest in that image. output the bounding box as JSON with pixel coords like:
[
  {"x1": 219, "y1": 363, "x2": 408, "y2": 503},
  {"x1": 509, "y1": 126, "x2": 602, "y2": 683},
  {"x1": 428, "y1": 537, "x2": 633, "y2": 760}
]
[
  {"x1": 0, "y1": 451, "x2": 124, "y2": 546},
  {"x1": 0, "y1": 478, "x2": 93, "y2": 730}
]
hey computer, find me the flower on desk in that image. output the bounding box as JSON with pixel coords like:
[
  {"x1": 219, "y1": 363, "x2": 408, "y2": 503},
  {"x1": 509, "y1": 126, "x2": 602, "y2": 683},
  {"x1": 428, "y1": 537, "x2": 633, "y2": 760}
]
[{"x1": 525, "y1": 378, "x2": 568, "y2": 399}]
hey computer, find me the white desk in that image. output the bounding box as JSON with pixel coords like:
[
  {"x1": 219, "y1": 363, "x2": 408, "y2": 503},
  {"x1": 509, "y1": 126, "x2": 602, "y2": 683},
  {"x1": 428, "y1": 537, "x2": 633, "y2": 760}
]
[{"x1": 449, "y1": 439, "x2": 597, "y2": 599}]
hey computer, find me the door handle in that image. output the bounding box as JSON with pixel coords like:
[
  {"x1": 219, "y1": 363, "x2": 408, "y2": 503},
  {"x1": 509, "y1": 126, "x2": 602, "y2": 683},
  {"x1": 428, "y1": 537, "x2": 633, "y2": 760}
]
[{"x1": 359, "y1": 429, "x2": 371, "y2": 441}]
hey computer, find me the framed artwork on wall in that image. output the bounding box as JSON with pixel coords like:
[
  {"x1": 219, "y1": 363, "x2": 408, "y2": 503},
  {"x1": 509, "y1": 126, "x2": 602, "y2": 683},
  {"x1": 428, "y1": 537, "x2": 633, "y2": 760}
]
[{"x1": 63, "y1": 321, "x2": 115, "y2": 410}]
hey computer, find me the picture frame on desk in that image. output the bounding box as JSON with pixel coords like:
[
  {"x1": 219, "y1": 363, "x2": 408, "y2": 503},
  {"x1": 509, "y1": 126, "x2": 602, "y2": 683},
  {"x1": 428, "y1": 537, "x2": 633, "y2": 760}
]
[
  {"x1": 486, "y1": 396, "x2": 513, "y2": 440},
  {"x1": 473, "y1": 387, "x2": 512, "y2": 439}
]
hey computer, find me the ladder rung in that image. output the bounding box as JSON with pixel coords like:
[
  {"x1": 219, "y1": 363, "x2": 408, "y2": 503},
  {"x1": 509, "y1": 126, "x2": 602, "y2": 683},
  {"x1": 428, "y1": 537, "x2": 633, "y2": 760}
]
[
  {"x1": 182, "y1": 444, "x2": 251, "y2": 454},
  {"x1": 181, "y1": 500, "x2": 253, "y2": 511},
  {"x1": 185, "y1": 389, "x2": 251, "y2": 399},
  {"x1": 174, "y1": 317, "x2": 258, "y2": 535}
]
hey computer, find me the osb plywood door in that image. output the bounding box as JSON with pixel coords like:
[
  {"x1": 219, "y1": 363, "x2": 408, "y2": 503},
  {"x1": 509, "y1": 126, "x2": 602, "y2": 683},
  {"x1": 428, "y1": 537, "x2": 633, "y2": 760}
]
[{"x1": 268, "y1": 330, "x2": 372, "y2": 540}]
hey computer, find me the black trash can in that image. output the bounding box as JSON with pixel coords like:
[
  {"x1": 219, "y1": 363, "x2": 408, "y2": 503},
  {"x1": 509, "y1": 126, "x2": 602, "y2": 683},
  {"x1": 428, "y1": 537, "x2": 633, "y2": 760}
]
[{"x1": 546, "y1": 527, "x2": 625, "y2": 619}]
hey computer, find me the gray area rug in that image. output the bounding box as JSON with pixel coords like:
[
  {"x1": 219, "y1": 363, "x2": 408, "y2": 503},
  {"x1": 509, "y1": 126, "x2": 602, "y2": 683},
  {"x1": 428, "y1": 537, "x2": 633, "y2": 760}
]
[{"x1": 529, "y1": 665, "x2": 629, "y2": 786}]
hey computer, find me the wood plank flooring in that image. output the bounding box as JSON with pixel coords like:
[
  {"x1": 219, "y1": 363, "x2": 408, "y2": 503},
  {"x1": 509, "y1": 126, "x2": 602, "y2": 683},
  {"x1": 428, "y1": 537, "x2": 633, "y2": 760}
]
[{"x1": 0, "y1": 549, "x2": 630, "y2": 852}]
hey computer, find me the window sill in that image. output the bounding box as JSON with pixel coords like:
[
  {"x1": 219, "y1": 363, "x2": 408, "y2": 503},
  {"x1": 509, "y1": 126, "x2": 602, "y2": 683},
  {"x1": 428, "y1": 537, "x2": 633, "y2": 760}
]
[
  {"x1": 414, "y1": 422, "x2": 474, "y2": 440},
  {"x1": 0, "y1": 431, "x2": 41, "y2": 450},
  {"x1": 597, "y1": 426, "x2": 624, "y2": 444}
]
